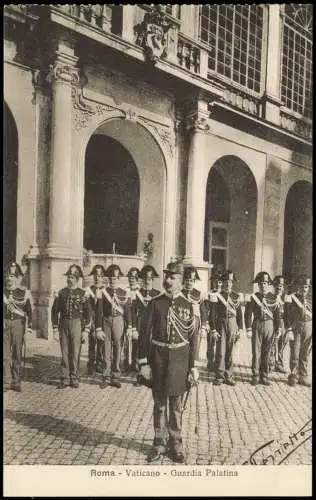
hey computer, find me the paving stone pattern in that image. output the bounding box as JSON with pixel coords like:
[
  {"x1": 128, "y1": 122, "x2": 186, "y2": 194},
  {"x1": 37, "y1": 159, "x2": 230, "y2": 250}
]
[{"x1": 4, "y1": 333, "x2": 312, "y2": 465}]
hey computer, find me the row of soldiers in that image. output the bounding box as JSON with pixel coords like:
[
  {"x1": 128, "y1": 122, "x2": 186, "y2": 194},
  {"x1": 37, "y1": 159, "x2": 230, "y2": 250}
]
[{"x1": 3, "y1": 262, "x2": 312, "y2": 393}]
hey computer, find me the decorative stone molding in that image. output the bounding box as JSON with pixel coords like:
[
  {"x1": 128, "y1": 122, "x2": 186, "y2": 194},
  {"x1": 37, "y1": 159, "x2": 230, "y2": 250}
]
[
  {"x1": 72, "y1": 86, "x2": 119, "y2": 131},
  {"x1": 221, "y1": 88, "x2": 260, "y2": 117},
  {"x1": 47, "y1": 54, "x2": 80, "y2": 86},
  {"x1": 184, "y1": 111, "x2": 210, "y2": 132},
  {"x1": 280, "y1": 111, "x2": 312, "y2": 141},
  {"x1": 123, "y1": 107, "x2": 138, "y2": 122},
  {"x1": 135, "y1": 5, "x2": 174, "y2": 64},
  {"x1": 139, "y1": 116, "x2": 175, "y2": 157}
]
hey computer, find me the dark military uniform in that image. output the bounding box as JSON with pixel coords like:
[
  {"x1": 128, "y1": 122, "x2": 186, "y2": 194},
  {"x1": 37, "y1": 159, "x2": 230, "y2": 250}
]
[
  {"x1": 85, "y1": 284, "x2": 105, "y2": 373},
  {"x1": 286, "y1": 291, "x2": 312, "y2": 386},
  {"x1": 206, "y1": 275, "x2": 223, "y2": 372},
  {"x1": 52, "y1": 286, "x2": 91, "y2": 386},
  {"x1": 95, "y1": 285, "x2": 132, "y2": 381},
  {"x1": 4, "y1": 284, "x2": 32, "y2": 391},
  {"x1": 210, "y1": 290, "x2": 243, "y2": 384},
  {"x1": 269, "y1": 292, "x2": 290, "y2": 372},
  {"x1": 138, "y1": 291, "x2": 198, "y2": 456},
  {"x1": 245, "y1": 291, "x2": 280, "y2": 384}
]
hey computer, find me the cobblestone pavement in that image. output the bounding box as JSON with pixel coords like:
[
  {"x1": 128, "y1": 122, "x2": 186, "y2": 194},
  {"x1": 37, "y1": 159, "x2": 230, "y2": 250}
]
[{"x1": 4, "y1": 333, "x2": 312, "y2": 466}]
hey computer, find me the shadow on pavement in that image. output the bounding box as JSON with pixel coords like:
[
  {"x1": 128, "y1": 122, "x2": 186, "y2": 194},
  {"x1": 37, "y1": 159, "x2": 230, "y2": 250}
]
[{"x1": 4, "y1": 409, "x2": 152, "y2": 456}]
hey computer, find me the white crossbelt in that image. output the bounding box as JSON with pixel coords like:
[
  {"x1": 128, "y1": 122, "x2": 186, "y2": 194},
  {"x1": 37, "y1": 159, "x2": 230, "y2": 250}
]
[
  {"x1": 217, "y1": 293, "x2": 237, "y2": 316},
  {"x1": 102, "y1": 288, "x2": 124, "y2": 315},
  {"x1": 251, "y1": 293, "x2": 274, "y2": 320},
  {"x1": 291, "y1": 294, "x2": 312, "y2": 319}
]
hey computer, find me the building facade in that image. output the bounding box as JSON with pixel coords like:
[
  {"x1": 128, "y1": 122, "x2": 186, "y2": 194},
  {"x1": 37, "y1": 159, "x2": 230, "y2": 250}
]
[{"x1": 4, "y1": 4, "x2": 312, "y2": 339}]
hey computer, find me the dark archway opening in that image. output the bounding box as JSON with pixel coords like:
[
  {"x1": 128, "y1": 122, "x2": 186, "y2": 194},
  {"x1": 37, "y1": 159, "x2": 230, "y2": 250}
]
[
  {"x1": 283, "y1": 181, "x2": 312, "y2": 283},
  {"x1": 3, "y1": 102, "x2": 18, "y2": 270},
  {"x1": 84, "y1": 134, "x2": 140, "y2": 255}
]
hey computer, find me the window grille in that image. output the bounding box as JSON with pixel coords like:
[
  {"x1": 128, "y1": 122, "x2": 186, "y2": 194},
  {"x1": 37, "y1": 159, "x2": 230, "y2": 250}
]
[
  {"x1": 281, "y1": 4, "x2": 312, "y2": 118},
  {"x1": 199, "y1": 5, "x2": 264, "y2": 93}
]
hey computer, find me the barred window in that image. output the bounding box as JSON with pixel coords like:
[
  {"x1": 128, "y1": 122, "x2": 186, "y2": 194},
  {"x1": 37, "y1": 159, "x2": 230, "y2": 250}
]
[
  {"x1": 165, "y1": 5, "x2": 181, "y2": 19},
  {"x1": 281, "y1": 4, "x2": 312, "y2": 118},
  {"x1": 199, "y1": 5, "x2": 264, "y2": 93}
]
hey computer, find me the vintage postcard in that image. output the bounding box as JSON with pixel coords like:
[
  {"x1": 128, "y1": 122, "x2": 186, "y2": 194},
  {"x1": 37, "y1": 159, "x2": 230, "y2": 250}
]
[{"x1": 3, "y1": 3, "x2": 312, "y2": 497}]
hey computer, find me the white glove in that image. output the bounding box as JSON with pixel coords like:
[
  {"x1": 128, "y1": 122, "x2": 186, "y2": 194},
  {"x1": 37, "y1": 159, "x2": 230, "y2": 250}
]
[
  {"x1": 126, "y1": 326, "x2": 133, "y2": 339},
  {"x1": 82, "y1": 329, "x2": 89, "y2": 344},
  {"x1": 132, "y1": 328, "x2": 139, "y2": 340},
  {"x1": 96, "y1": 329, "x2": 106, "y2": 342},
  {"x1": 139, "y1": 364, "x2": 152, "y2": 381},
  {"x1": 211, "y1": 330, "x2": 221, "y2": 341},
  {"x1": 275, "y1": 328, "x2": 282, "y2": 339},
  {"x1": 188, "y1": 367, "x2": 199, "y2": 385},
  {"x1": 26, "y1": 327, "x2": 33, "y2": 335},
  {"x1": 246, "y1": 328, "x2": 252, "y2": 339},
  {"x1": 199, "y1": 327, "x2": 208, "y2": 340},
  {"x1": 286, "y1": 328, "x2": 294, "y2": 341},
  {"x1": 53, "y1": 327, "x2": 59, "y2": 342}
]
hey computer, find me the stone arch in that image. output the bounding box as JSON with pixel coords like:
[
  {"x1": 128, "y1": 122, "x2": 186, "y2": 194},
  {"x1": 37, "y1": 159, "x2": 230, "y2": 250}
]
[
  {"x1": 283, "y1": 180, "x2": 312, "y2": 282},
  {"x1": 204, "y1": 155, "x2": 258, "y2": 292},
  {"x1": 3, "y1": 100, "x2": 19, "y2": 269},
  {"x1": 73, "y1": 112, "x2": 171, "y2": 276}
]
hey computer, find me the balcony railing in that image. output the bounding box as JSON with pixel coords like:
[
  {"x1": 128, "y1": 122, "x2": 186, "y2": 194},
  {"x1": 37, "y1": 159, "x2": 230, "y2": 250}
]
[{"x1": 4, "y1": 4, "x2": 312, "y2": 143}]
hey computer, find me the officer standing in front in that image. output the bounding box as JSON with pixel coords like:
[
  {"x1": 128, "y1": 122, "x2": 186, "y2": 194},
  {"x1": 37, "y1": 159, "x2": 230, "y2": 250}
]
[
  {"x1": 95, "y1": 264, "x2": 132, "y2": 389},
  {"x1": 85, "y1": 265, "x2": 107, "y2": 375},
  {"x1": 287, "y1": 275, "x2": 312, "y2": 387},
  {"x1": 210, "y1": 270, "x2": 243, "y2": 386},
  {"x1": 52, "y1": 265, "x2": 91, "y2": 389},
  {"x1": 137, "y1": 261, "x2": 199, "y2": 464},
  {"x1": 245, "y1": 271, "x2": 281, "y2": 386},
  {"x1": 4, "y1": 263, "x2": 33, "y2": 392}
]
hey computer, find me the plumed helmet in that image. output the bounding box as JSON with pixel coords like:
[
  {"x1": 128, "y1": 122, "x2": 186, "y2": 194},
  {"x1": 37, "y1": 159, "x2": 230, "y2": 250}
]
[
  {"x1": 127, "y1": 267, "x2": 140, "y2": 279},
  {"x1": 294, "y1": 274, "x2": 312, "y2": 287},
  {"x1": 163, "y1": 260, "x2": 184, "y2": 276},
  {"x1": 183, "y1": 266, "x2": 200, "y2": 281},
  {"x1": 89, "y1": 264, "x2": 106, "y2": 277},
  {"x1": 105, "y1": 264, "x2": 124, "y2": 278},
  {"x1": 64, "y1": 265, "x2": 84, "y2": 279},
  {"x1": 222, "y1": 270, "x2": 237, "y2": 282},
  {"x1": 6, "y1": 262, "x2": 24, "y2": 278},
  {"x1": 253, "y1": 271, "x2": 272, "y2": 284},
  {"x1": 139, "y1": 265, "x2": 159, "y2": 279}
]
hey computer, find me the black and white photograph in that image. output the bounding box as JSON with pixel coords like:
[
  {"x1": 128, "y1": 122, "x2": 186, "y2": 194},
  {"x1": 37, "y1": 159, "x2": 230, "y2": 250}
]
[{"x1": 3, "y1": 3, "x2": 312, "y2": 497}]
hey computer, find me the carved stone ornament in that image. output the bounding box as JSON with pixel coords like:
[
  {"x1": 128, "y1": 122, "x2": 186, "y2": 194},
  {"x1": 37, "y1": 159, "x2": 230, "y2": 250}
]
[
  {"x1": 72, "y1": 86, "x2": 121, "y2": 131},
  {"x1": 135, "y1": 5, "x2": 173, "y2": 64},
  {"x1": 140, "y1": 117, "x2": 174, "y2": 156},
  {"x1": 184, "y1": 113, "x2": 210, "y2": 132}
]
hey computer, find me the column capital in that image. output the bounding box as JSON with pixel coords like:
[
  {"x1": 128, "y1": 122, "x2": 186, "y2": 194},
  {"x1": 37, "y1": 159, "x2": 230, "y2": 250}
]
[
  {"x1": 184, "y1": 110, "x2": 210, "y2": 132},
  {"x1": 48, "y1": 52, "x2": 80, "y2": 85}
]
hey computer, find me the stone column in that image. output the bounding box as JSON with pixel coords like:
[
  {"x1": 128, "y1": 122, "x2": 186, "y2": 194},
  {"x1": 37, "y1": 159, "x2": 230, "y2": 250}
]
[
  {"x1": 46, "y1": 51, "x2": 79, "y2": 257},
  {"x1": 182, "y1": 101, "x2": 212, "y2": 292},
  {"x1": 263, "y1": 4, "x2": 281, "y2": 124}
]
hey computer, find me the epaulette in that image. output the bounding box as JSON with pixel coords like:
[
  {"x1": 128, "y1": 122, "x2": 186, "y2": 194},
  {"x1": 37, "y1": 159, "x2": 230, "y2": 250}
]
[
  {"x1": 284, "y1": 294, "x2": 292, "y2": 303},
  {"x1": 208, "y1": 292, "x2": 218, "y2": 303},
  {"x1": 244, "y1": 294, "x2": 252, "y2": 303},
  {"x1": 238, "y1": 292, "x2": 244, "y2": 302},
  {"x1": 53, "y1": 290, "x2": 59, "y2": 299}
]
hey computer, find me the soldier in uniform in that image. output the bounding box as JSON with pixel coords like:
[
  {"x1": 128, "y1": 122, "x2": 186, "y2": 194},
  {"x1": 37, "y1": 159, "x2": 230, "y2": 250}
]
[
  {"x1": 286, "y1": 275, "x2": 312, "y2": 387},
  {"x1": 52, "y1": 265, "x2": 91, "y2": 389},
  {"x1": 95, "y1": 264, "x2": 132, "y2": 389},
  {"x1": 209, "y1": 270, "x2": 243, "y2": 386},
  {"x1": 125, "y1": 267, "x2": 141, "y2": 372},
  {"x1": 138, "y1": 261, "x2": 199, "y2": 464},
  {"x1": 85, "y1": 265, "x2": 107, "y2": 375},
  {"x1": 4, "y1": 263, "x2": 33, "y2": 392},
  {"x1": 182, "y1": 266, "x2": 210, "y2": 361},
  {"x1": 245, "y1": 271, "x2": 281, "y2": 386},
  {"x1": 207, "y1": 273, "x2": 223, "y2": 372},
  {"x1": 269, "y1": 275, "x2": 289, "y2": 374}
]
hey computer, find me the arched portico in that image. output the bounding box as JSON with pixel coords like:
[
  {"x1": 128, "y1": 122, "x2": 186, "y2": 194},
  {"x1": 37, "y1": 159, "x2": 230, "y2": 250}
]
[
  {"x1": 204, "y1": 155, "x2": 258, "y2": 293},
  {"x1": 283, "y1": 180, "x2": 312, "y2": 281},
  {"x1": 73, "y1": 115, "x2": 170, "y2": 277}
]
